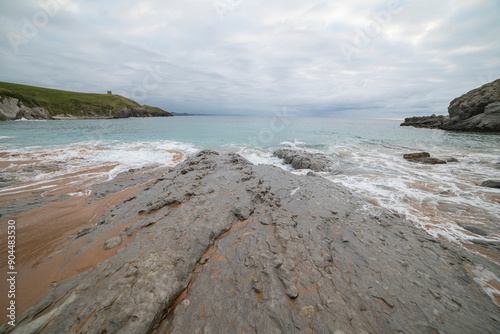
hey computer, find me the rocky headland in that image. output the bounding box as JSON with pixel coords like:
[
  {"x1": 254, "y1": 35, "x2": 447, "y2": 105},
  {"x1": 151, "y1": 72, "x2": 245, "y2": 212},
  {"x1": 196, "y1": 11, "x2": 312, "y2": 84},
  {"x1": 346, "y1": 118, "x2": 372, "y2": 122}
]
[
  {"x1": 0, "y1": 82, "x2": 173, "y2": 120},
  {"x1": 401, "y1": 79, "x2": 500, "y2": 132},
  {"x1": 2, "y1": 151, "x2": 499, "y2": 333}
]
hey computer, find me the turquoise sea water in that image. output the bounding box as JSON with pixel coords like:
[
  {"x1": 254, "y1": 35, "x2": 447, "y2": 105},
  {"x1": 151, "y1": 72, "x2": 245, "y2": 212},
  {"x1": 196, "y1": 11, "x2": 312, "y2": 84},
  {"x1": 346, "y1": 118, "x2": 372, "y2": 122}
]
[
  {"x1": 1, "y1": 116, "x2": 500, "y2": 255},
  {"x1": 1, "y1": 116, "x2": 499, "y2": 152}
]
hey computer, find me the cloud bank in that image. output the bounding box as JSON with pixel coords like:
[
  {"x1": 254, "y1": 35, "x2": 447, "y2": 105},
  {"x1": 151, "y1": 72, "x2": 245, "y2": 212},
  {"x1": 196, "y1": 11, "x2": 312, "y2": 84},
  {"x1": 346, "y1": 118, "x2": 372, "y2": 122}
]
[{"x1": 0, "y1": 0, "x2": 499, "y2": 117}]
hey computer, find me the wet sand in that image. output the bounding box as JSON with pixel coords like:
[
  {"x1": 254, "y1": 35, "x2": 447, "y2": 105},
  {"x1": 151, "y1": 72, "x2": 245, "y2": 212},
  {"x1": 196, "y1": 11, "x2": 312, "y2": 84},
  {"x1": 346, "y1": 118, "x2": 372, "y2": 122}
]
[{"x1": 0, "y1": 156, "x2": 181, "y2": 325}]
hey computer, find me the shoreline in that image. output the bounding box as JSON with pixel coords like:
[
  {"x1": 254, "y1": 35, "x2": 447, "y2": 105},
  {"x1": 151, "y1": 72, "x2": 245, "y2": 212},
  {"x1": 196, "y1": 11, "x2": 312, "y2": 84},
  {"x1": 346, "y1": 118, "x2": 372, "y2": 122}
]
[
  {"x1": 1, "y1": 151, "x2": 499, "y2": 333},
  {"x1": 0, "y1": 164, "x2": 171, "y2": 321}
]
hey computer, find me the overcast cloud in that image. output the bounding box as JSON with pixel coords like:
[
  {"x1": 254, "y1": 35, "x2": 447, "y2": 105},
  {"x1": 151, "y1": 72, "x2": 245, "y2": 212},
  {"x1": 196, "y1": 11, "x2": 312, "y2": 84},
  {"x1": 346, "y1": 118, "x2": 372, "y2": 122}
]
[{"x1": 0, "y1": 0, "x2": 499, "y2": 117}]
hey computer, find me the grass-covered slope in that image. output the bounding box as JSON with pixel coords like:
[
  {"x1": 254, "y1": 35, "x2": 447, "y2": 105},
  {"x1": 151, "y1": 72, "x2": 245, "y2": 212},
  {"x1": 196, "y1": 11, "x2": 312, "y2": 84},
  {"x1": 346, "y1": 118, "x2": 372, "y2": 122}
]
[{"x1": 0, "y1": 82, "x2": 172, "y2": 118}]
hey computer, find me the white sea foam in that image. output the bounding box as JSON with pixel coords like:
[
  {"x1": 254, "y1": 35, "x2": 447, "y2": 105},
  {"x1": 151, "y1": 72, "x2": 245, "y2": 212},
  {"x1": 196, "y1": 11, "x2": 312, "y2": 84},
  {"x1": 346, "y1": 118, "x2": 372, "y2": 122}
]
[
  {"x1": 279, "y1": 139, "x2": 307, "y2": 149},
  {"x1": 290, "y1": 187, "x2": 300, "y2": 196},
  {"x1": 321, "y1": 143, "x2": 500, "y2": 249},
  {"x1": 472, "y1": 266, "x2": 500, "y2": 307},
  {"x1": 0, "y1": 140, "x2": 200, "y2": 192},
  {"x1": 13, "y1": 117, "x2": 47, "y2": 122},
  {"x1": 237, "y1": 147, "x2": 291, "y2": 169}
]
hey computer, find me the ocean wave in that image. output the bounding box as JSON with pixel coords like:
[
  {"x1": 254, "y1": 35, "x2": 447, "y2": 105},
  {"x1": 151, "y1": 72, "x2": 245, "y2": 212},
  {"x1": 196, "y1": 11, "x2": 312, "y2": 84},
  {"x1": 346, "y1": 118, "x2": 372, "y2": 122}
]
[
  {"x1": 235, "y1": 142, "x2": 500, "y2": 257},
  {"x1": 322, "y1": 144, "x2": 500, "y2": 253},
  {"x1": 0, "y1": 140, "x2": 200, "y2": 188},
  {"x1": 13, "y1": 117, "x2": 48, "y2": 121}
]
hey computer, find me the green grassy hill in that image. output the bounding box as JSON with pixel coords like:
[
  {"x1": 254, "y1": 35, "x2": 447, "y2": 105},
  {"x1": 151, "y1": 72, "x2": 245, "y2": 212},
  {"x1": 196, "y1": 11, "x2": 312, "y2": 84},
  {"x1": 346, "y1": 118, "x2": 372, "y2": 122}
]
[{"x1": 0, "y1": 82, "x2": 172, "y2": 118}]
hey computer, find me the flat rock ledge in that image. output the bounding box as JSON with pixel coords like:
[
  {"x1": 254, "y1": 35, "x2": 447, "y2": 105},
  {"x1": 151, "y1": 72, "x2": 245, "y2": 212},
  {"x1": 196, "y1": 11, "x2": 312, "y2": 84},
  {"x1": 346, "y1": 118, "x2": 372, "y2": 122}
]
[
  {"x1": 273, "y1": 149, "x2": 334, "y2": 172},
  {"x1": 3, "y1": 151, "x2": 499, "y2": 334}
]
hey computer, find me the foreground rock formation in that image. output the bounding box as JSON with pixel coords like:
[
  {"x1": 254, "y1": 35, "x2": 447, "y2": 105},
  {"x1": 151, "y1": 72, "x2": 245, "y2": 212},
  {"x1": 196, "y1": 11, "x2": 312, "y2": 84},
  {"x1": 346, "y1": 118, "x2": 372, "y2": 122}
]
[
  {"x1": 401, "y1": 79, "x2": 500, "y2": 131},
  {"x1": 2, "y1": 151, "x2": 499, "y2": 333}
]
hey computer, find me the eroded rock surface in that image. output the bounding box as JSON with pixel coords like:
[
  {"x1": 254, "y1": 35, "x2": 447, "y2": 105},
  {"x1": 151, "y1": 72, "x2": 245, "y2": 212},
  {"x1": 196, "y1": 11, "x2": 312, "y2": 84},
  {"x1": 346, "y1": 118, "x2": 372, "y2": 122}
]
[
  {"x1": 3, "y1": 151, "x2": 499, "y2": 334},
  {"x1": 0, "y1": 97, "x2": 53, "y2": 120},
  {"x1": 273, "y1": 149, "x2": 334, "y2": 172}
]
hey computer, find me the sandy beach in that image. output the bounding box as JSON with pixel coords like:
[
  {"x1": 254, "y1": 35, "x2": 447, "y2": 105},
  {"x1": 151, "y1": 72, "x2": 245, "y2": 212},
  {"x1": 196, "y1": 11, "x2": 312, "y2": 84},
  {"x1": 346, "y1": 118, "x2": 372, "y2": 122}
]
[{"x1": 0, "y1": 152, "x2": 183, "y2": 323}]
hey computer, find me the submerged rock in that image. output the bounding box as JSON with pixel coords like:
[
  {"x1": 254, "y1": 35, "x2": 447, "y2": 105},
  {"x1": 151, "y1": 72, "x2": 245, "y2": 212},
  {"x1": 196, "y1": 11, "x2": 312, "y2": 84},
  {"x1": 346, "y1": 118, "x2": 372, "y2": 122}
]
[
  {"x1": 459, "y1": 224, "x2": 488, "y2": 237},
  {"x1": 408, "y1": 157, "x2": 447, "y2": 165},
  {"x1": 273, "y1": 149, "x2": 334, "y2": 172},
  {"x1": 481, "y1": 180, "x2": 500, "y2": 189},
  {"x1": 401, "y1": 79, "x2": 500, "y2": 132},
  {"x1": 3, "y1": 151, "x2": 499, "y2": 334},
  {"x1": 403, "y1": 152, "x2": 447, "y2": 164},
  {"x1": 403, "y1": 152, "x2": 431, "y2": 159}
]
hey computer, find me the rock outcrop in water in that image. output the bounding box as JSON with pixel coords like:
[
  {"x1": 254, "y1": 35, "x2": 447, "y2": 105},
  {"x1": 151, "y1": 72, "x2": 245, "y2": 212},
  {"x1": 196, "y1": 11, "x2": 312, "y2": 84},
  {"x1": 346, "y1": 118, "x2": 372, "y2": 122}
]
[
  {"x1": 482, "y1": 180, "x2": 500, "y2": 189},
  {"x1": 401, "y1": 79, "x2": 500, "y2": 132},
  {"x1": 2, "y1": 151, "x2": 499, "y2": 333},
  {"x1": 403, "y1": 152, "x2": 447, "y2": 164},
  {"x1": 273, "y1": 149, "x2": 334, "y2": 172}
]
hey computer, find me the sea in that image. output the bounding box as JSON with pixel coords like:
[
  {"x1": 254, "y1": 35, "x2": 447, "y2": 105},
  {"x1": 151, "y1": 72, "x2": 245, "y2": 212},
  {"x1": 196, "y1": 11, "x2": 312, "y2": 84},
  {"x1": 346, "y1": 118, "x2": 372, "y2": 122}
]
[{"x1": 1, "y1": 116, "x2": 499, "y2": 262}]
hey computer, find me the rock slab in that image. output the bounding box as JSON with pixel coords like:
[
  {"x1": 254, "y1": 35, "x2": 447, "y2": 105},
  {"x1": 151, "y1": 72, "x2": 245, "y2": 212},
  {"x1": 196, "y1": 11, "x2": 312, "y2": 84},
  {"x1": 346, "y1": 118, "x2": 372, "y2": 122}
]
[
  {"x1": 273, "y1": 149, "x2": 334, "y2": 172},
  {"x1": 2, "y1": 151, "x2": 499, "y2": 334}
]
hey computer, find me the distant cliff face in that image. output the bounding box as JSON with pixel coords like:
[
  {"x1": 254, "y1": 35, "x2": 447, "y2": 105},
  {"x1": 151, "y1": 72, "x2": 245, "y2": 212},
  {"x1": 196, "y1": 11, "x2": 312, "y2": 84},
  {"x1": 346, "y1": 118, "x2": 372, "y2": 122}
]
[
  {"x1": 0, "y1": 97, "x2": 53, "y2": 120},
  {"x1": 0, "y1": 82, "x2": 173, "y2": 121},
  {"x1": 401, "y1": 79, "x2": 500, "y2": 132},
  {"x1": 0, "y1": 96, "x2": 173, "y2": 120}
]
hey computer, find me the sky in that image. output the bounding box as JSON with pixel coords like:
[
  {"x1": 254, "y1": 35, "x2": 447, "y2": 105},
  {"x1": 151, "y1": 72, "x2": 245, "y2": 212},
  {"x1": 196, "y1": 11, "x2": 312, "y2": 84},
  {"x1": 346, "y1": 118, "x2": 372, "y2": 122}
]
[{"x1": 0, "y1": 0, "x2": 499, "y2": 118}]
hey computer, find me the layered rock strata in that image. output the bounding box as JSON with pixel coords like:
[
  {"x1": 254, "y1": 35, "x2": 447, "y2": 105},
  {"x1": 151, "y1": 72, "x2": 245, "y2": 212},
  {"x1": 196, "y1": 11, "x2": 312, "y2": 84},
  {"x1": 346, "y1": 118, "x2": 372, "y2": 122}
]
[{"x1": 2, "y1": 151, "x2": 499, "y2": 333}]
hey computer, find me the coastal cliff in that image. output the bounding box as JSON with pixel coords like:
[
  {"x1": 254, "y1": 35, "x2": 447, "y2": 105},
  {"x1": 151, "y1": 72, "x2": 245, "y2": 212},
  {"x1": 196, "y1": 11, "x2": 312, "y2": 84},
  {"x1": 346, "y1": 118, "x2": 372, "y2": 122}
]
[
  {"x1": 0, "y1": 82, "x2": 172, "y2": 120},
  {"x1": 401, "y1": 79, "x2": 500, "y2": 132},
  {"x1": 2, "y1": 151, "x2": 498, "y2": 333}
]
